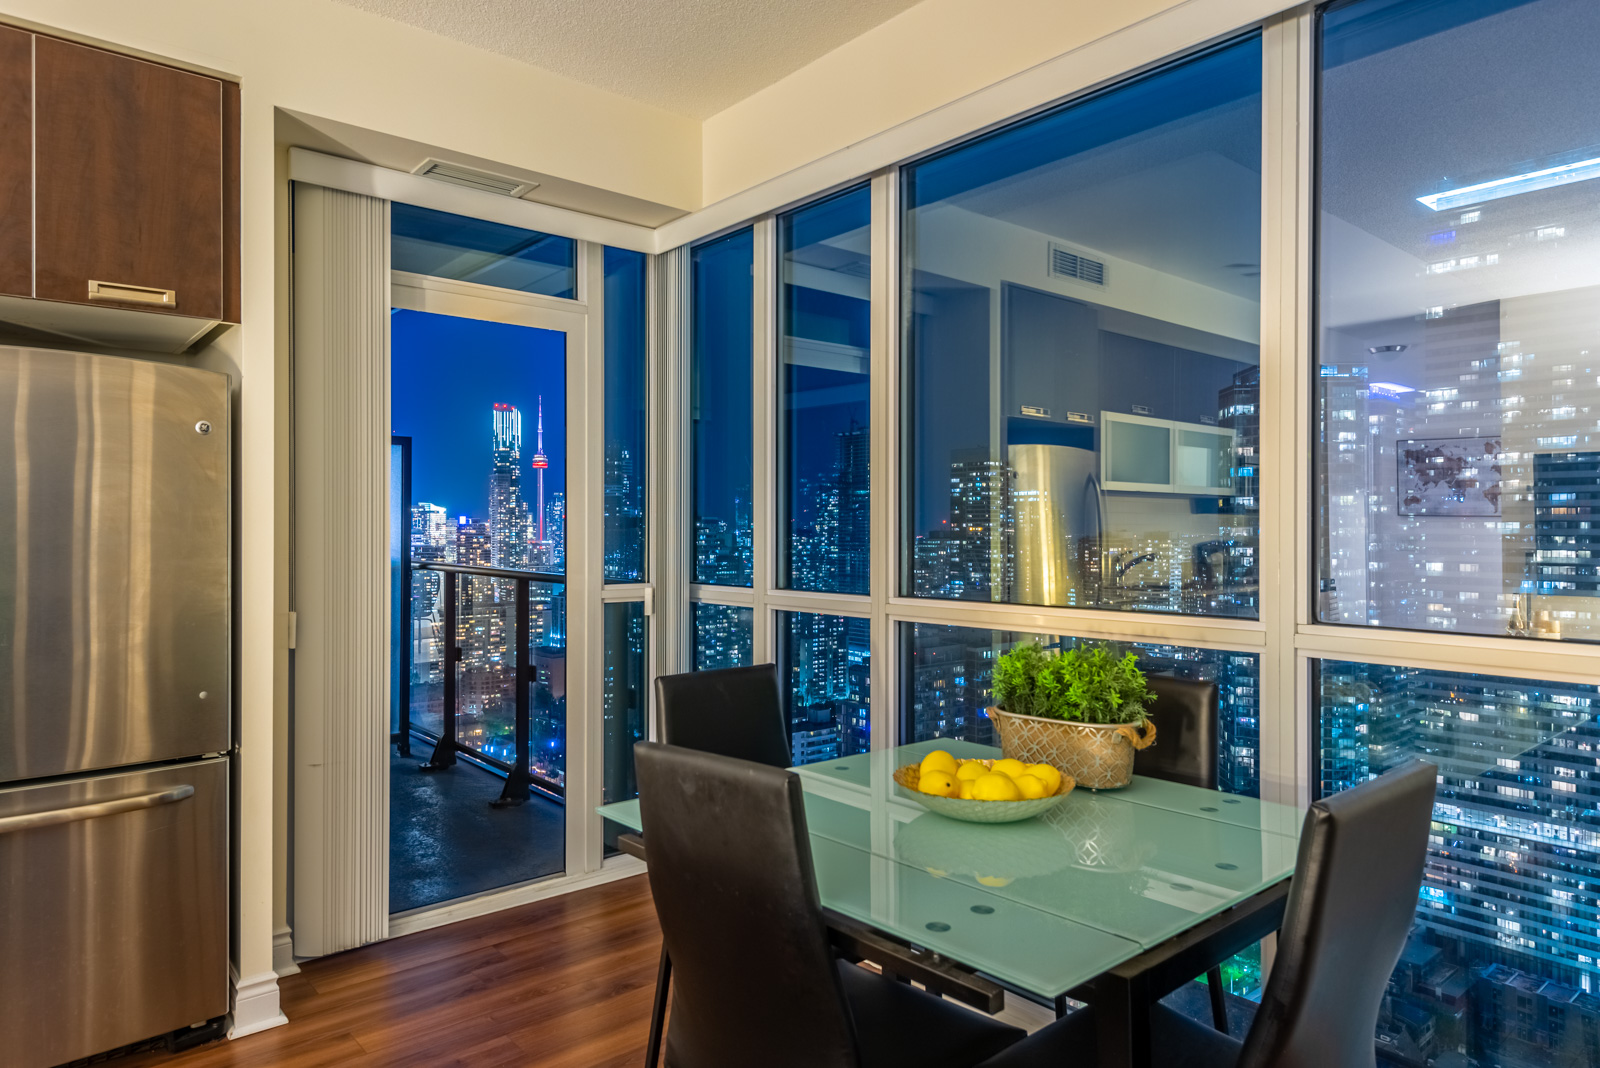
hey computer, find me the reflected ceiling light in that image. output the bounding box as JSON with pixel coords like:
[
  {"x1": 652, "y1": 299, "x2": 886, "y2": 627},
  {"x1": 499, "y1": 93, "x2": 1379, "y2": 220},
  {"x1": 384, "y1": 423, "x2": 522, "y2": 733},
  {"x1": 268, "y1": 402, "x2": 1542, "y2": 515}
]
[
  {"x1": 1418, "y1": 157, "x2": 1600, "y2": 211},
  {"x1": 1369, "y1": 345, "x2": 1408, "y2": 354},
  {"x1": 1368, "y1": 382, "x2": 1415, "y2": 399}
]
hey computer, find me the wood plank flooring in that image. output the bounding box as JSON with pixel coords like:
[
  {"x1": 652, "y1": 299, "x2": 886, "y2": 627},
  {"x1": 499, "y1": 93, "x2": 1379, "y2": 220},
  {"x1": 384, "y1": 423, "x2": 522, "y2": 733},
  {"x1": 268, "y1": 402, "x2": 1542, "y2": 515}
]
[{"x1": 120, "y1": 875, "x2": 665, "y2": 1068}]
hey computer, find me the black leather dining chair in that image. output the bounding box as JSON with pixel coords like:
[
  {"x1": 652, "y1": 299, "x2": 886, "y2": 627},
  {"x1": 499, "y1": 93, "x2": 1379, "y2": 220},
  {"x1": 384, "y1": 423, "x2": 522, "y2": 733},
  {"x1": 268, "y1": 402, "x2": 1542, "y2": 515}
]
[
  {"x1": 1129, "y1": 676, "x2": 1229, "y2": 1031},
  {"x1": 1135, "y1": 676, "x2": 1219, "y2": 791},
  {"x1": 654, "y1": 663, "x2": 792, "y2": 768},
  {"x1": 635, "y1": 742, "x2": 1025, "y2": 1068},
  {"x1": 643, "y1": 664, "x2": 791, "y2": 1065},
  {"x1": 976, "y1": 758, "x2": 1438, "y2": 1068}
]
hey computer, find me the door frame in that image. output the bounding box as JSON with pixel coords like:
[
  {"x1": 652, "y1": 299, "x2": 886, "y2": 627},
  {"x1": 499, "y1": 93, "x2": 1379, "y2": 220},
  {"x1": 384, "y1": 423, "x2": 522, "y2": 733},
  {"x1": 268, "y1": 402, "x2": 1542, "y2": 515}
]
[{"x1": 386, "y1": 252, "x2": 642, "y2": 937}]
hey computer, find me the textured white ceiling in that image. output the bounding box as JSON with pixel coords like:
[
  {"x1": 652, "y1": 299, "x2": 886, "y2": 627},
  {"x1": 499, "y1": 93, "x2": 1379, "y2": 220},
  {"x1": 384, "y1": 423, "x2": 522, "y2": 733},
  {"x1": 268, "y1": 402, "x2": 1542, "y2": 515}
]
[{"x1": 331, "y1": 0, "x2": 924, "y2": 119}]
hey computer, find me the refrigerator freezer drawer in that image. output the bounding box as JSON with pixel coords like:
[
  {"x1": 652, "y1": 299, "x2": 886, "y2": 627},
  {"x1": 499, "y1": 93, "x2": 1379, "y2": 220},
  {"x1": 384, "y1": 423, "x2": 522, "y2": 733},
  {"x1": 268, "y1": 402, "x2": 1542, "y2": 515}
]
[
  {"x1": 0, "y1": 346, "x2": 231, "y2": 782},
  {"x1": 0, "y1": 758, "x2": 228, "y2": 1068}
]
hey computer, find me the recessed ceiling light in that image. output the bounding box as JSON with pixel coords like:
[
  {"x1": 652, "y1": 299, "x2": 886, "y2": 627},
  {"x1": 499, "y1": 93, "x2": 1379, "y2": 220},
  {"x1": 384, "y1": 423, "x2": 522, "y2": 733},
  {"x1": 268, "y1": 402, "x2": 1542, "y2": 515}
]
[{"x1": 1369, "y1": 345, "x2": 1408, "y2": 354}]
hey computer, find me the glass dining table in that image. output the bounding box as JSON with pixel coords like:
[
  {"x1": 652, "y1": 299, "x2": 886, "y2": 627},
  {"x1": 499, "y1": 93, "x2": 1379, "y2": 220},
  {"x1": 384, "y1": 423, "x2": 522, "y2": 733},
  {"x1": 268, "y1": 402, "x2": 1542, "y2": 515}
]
[{"x1": 597, "y1": 738, "x2": 1304, "y2": 1068}]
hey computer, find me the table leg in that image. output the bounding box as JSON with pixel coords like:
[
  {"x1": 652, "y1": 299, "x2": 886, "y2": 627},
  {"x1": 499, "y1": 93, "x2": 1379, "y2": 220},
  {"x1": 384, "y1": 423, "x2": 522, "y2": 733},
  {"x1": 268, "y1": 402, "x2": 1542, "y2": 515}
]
[
  {"x1": 1092, "y1": 974, "x2": 1152, "y2": 1068},
  {"x1": 646, "y1": 947, "x2": 670, "y2": 1067}
]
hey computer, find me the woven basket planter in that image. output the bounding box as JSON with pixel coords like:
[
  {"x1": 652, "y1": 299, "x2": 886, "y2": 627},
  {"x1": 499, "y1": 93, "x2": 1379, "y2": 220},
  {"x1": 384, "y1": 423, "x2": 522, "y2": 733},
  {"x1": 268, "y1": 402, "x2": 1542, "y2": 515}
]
[{"x1": 991, "y1": 707, "x2": 1156, "y2": 790}]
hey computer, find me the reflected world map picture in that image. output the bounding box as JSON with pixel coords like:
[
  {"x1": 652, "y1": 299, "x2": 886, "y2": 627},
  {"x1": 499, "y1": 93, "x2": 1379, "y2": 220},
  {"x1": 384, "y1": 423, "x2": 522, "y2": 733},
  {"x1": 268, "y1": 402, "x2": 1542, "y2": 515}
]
[{"x1": 1398, "y1": 436, "x2": 1503, "y2": 517}]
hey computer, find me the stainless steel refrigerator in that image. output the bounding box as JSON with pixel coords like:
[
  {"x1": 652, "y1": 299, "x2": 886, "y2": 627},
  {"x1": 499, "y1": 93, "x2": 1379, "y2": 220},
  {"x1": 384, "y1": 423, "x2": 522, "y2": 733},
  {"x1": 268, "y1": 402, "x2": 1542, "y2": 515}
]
[{"x1": 0, "y1": 346, "x2": 231, "y2": 1068}]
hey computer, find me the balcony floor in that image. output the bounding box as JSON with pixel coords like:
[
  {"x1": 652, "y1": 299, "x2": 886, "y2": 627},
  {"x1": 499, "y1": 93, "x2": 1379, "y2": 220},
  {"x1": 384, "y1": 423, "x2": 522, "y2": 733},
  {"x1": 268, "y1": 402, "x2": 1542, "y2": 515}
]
[{"x1": 389, "y1": 739, "x2": 566, "y2": 914}]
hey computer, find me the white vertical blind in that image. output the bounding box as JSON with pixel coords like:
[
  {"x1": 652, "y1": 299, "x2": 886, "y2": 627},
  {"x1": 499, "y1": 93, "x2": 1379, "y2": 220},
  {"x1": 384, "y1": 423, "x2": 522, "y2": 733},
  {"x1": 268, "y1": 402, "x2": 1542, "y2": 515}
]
[{"x1": 291, "y1": 183, "x2": 391, "y2": 956}]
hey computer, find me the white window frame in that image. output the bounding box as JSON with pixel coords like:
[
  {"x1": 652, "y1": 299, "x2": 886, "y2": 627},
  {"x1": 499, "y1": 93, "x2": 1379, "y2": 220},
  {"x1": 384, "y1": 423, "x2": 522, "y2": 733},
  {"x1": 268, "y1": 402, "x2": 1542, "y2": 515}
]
[{"x1": 383, "y1": 242, "x2": 653, "y2": 937}]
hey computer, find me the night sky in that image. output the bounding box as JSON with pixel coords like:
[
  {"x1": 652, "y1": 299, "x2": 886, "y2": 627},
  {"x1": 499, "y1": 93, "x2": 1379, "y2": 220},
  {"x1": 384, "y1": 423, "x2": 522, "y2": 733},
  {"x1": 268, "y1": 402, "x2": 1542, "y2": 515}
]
[{"x1": 391, "y1": 309, "x2": 567, "y2": 522}]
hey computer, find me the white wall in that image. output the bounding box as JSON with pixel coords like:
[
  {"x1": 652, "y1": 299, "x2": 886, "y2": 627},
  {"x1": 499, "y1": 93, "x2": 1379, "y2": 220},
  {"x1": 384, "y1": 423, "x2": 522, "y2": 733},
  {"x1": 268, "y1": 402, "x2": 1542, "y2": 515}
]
[{"x1": 699, "y1": 0, "x2": 1287, "y2": 204}]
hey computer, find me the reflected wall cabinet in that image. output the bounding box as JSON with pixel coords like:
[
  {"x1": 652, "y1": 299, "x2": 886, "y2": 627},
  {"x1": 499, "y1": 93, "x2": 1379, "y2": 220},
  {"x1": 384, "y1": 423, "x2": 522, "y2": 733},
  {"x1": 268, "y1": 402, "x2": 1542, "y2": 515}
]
[
  {"x1": 1101, "y1": 411, "x2": 1235, "y2": 495},
  {"x1": 0, "y1": 25, "x2": 240, "y2": 351}
]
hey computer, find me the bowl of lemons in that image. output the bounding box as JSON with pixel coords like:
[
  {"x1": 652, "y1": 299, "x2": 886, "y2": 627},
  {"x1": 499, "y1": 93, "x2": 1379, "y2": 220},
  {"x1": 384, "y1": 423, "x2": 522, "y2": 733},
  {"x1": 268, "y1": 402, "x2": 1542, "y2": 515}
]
[{"x1": 893, "y1": 750, "x2": 1075, "y2": 824}]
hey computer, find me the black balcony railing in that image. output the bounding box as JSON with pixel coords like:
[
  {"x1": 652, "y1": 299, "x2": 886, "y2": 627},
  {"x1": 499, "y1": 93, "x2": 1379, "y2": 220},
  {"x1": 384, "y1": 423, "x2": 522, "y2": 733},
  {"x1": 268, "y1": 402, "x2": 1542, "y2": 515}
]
[{"x1": 397, "y1": 559, "x2": 566, "y2": 808}]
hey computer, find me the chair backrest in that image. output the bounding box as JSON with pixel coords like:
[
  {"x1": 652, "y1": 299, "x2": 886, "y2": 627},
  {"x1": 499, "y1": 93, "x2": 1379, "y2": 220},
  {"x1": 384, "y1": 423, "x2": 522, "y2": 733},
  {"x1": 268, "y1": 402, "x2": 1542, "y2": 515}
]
[
  {"x1": 1133, "y1": 676, "x2": 1219, "y2": 790},
  {"x1": 634, "y1": 742, "x2": 860, "y2": 1068},
  {"x1": 1237, "y1": 759, "x2": 1437, "y2": 1068},
  {"x1": 654, "y1": 663, "x2": 792, "y2": 768}
]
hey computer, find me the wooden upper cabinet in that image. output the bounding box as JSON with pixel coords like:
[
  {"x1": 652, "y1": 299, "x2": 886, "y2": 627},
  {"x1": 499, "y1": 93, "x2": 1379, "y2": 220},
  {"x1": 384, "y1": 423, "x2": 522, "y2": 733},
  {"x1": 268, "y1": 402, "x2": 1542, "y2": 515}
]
[
  {"x1": 0, "y1": 27, "x2": 31, "y2": 298},
  {"x1": 34, "y1": 36, "x2": 231, "y2": 323}
]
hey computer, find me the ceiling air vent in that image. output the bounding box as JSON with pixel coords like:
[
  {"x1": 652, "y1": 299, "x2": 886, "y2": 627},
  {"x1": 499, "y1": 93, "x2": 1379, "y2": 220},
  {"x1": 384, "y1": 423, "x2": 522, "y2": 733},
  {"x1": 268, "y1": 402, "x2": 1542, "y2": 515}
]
[
  {"x1": 1048, "y1": 243, "x2": 1106, "y2": 286},
  {"x1": 412, "y1": 158, "x2": 539, "y2": 198}
]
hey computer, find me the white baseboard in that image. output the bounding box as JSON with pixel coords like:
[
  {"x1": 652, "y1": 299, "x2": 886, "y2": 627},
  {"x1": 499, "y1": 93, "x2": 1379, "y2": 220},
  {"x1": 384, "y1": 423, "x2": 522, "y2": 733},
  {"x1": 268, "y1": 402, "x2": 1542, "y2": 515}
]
[
  {"x1": 272, "y1": 926, "x2": 301, "y2": 976},
  {"x1": 228, "y1": 969, "x2": 288, "y2": 1039},
  {"x1": 386, "y1": 855, "x2": 647, "y2": 939}
]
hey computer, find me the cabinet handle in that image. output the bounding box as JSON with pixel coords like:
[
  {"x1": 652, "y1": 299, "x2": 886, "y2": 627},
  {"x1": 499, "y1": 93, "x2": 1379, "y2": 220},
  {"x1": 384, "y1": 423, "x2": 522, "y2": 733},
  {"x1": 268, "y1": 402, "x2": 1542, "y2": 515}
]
[
  {"x1": 88, "y1": 279, "x2": 178, "y2": 308},
  {"x1": 0, "y1": 785, "x2": 194, "y2": 835}
]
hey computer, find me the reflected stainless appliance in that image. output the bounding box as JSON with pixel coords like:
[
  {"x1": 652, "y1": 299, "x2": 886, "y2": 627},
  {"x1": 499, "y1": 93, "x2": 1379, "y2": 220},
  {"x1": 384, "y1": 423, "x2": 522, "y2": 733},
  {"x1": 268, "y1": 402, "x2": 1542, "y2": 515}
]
[{"x1": 0, "y1": 346, "x2": 230, "y2": 1068}]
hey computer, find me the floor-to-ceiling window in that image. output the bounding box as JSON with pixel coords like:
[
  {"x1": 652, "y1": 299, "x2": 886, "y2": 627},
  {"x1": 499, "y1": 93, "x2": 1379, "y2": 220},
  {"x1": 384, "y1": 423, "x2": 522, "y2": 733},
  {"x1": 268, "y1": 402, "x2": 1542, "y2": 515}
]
[
  {"x1": 901, "y1": 36, "x2": 1263, "y2": 618},
  {"x1": 691, "y1": 229, "x2": 755, "y2": 588},
  {"x1": 603, "y1": 247, "x2": 651, "y2": 817},
  {"x1": 779, "y1": 186, "x2": 872, "y2": 595},
  {"x1": 1315, "y1": 0, "x2": 1600, "y2": 1059}
]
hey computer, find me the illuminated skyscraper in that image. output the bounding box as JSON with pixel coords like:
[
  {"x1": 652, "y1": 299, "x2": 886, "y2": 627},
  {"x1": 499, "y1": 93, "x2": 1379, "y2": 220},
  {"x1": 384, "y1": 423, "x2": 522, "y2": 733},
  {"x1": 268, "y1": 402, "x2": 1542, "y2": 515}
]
[
  {"x1": 489, "y1": 403, "x2": 529, "y2": 570},
  {"x1": 948, "y1": 451, "x2": 1016, "y2": 601}
]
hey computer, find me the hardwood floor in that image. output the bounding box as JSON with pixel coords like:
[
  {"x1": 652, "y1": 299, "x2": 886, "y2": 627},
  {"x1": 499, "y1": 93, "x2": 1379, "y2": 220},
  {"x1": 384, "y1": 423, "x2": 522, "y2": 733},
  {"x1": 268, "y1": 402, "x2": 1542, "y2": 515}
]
[{"x1": 120, "y1": 875, "x2": 664, "y2": 1068}]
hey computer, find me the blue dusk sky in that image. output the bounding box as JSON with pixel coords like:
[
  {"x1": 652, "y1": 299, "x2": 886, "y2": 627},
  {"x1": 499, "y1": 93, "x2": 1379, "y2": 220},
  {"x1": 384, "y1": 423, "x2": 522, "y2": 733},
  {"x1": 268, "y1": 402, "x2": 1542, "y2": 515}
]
[{"x1": 391, "y1": 309, "x2": 567, "y2": 522}]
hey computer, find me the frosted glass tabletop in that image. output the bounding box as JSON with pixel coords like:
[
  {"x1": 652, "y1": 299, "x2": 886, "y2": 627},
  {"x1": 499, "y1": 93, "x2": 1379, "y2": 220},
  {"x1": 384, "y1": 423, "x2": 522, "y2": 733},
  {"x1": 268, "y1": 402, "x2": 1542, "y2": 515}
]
[{"x1": 597, "y1": 741, "x2": 1302, "y2": 998}]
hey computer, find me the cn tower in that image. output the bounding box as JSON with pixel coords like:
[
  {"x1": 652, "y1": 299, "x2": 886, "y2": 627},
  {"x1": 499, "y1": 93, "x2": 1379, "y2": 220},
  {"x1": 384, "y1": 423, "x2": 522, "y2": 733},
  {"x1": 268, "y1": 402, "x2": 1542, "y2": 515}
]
[{"x1": 529, "y1": 396, "x2": 549, "y2": 552}]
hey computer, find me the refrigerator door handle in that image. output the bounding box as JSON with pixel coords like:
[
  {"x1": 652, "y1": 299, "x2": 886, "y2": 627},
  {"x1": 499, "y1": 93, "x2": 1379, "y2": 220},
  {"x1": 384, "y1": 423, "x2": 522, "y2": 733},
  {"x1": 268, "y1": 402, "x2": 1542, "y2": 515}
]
[{"x1": 0, "y1": 785, "x2": 194, "y2": 836}]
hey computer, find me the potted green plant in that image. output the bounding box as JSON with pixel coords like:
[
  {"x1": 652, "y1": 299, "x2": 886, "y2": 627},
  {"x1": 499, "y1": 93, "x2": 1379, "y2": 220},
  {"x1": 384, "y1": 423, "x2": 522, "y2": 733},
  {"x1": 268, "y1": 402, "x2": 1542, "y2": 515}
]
[{"x1": 989, "y1": 644, "x2": 1157, "y2": 789}]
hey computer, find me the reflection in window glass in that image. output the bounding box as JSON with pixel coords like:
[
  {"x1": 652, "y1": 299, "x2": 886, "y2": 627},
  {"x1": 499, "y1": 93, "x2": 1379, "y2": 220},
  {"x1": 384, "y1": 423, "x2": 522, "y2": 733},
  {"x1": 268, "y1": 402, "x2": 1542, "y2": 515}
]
[
  {"x1": 902, "y1": 37, "x2": 1262, "y2": 617},
  {"x1": 1317, "y1": 659, "x2": 1600, "y2": 1060},
  {"x1": 780, "y1": 612, "x2": 871, "y2": 766},
  {"x1": 605, "y1": 248, "x2": 648, "y2": 583},
  {"x1": 902, "y1": 623, "x2": 1259, "y2": 798},
  {"x1": 391, "y1": 202, "x2": 576, "y2": 298},
  {"x1": 1316, "y1": 0, "x2": 1600, "y2": 642},
  {"x1": 602, "y1": 601, "x2": 648, "y2": 804},
  {"x1": 693, "y1": 602, "x2": 753, "y2": 671},
  {"x1": 779, "y1": 187, "x2": 872, "y2": 594},
  {"x1": 692, "y1": 229, "x2": 755, "y2": 586}
]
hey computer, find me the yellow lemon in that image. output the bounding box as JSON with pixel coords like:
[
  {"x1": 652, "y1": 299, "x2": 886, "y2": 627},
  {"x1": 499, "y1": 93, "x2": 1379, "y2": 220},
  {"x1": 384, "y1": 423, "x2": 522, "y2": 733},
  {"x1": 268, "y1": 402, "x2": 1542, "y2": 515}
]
[
  {"x1": 955, "y1": 761, "x2": 988, "y2": 782},
  {"x1": 971, "y1": 773, "x2": 1021, "y2": 802},
  {"x1": 958, "y1": 781, "x2": 976, "y2": 800},
  {"x1": 990, "y1": 758, "x2": 1028, "y2": 780},
  {"x1": 975, "y1": 874, "x2": 1015, "y2": 888},
  {"x1": 1026, "y1": 764, "x2": 1063, "y2": 795},
  {"x1": 1013, "y1": 773, "x2": 1048, "y2": 800},
  {"x1": 920, "y1": 750, "x2": 960, "y2": 777},
  {"x1": 918, "y1": 769, "x2": 959, "y2": 797}
]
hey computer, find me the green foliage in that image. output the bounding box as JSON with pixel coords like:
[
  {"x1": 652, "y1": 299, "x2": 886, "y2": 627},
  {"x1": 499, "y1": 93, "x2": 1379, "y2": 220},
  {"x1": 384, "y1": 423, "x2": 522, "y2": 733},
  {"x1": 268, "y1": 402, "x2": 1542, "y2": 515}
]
[{"x1": 992, "y1": 643, "x2": 1154, "y2": 725}]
